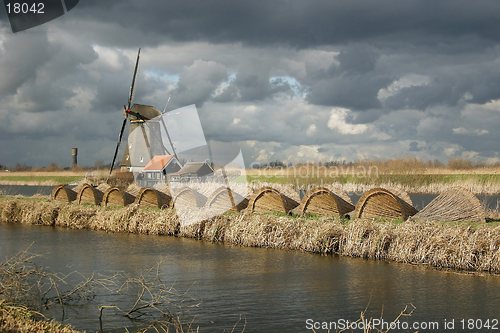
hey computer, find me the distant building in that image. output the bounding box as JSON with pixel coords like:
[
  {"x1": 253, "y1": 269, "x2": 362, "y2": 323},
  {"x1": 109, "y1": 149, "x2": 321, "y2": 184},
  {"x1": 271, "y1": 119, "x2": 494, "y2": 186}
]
[
  {"x1": 139, "y1": 155, "x2": 181, "y2": 186},
  {"x1": 171, "y1": 161, "x2": 214, "y2": 180}
]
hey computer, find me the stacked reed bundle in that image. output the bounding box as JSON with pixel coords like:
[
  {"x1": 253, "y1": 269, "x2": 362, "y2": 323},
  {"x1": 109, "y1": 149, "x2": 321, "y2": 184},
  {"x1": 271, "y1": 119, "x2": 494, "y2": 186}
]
[
  {"x1": 172, "y1": 187, "x2": 207, "y2": 209},
  {"x1": 96, "y1": 183, "x2": 111, "y2": 193},
  {"x1": 325, "y1": 185, "x2": 354, "y2": 205},
  {"x1": 153, "y1": 183, "x2": 172, "y2": 197},
  {"x1": 411, "y1": 187, "x2": 485, "y2": 223},
  {"x1": 76, "y1": 184, "x2": 103, "y2": 205},
  {"x1": 102, "y1": 187, "x2": 136, "y2": 207},
  {"x1": 51, "y1": 185, "x2": 77, "y2": 203},
  {"x1": 205, "y1": 186, "x2": 249, "y2": 212},
  {"x1": 135, "y1": 188, "x2": 171, "y2": 209},
  {"x1": 386, "y1": 186, "x2": 413, "y2": 206},
  {"x1": 126, "y1": 184, "x2": 142, "y2": 197},
  {"x1": 355, "y1": 188, "x2": 418, "y2": 220},
  {"x1": 297, "y1": 187, "x2": 355, "y2": 216},
  {"x1": 247, "y1": 187, "x2": 299, "y2": 214}
]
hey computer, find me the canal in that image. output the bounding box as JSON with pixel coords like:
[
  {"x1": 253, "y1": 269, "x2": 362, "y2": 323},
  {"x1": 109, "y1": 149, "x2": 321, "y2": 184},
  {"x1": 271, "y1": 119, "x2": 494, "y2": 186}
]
[{"x1": 0, "y1": 223, "x2": 498, "y2": 332}]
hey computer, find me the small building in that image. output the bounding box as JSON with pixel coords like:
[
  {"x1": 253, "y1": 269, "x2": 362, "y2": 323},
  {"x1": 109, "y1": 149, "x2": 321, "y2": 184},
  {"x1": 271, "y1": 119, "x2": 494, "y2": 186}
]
[
  {"x1": 139, "y1": 155, "x2": 182, "y2": 186},
  {"x1": 171, "y1": 161, "x2": 214, "y2": 180}
]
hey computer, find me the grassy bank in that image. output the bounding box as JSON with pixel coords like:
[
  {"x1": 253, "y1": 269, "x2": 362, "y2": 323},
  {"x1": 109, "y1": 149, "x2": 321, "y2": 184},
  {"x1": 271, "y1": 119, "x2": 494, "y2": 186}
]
[
  {"x1": 0, "y1": 300, "x2": 80, "y2": 333},
  {"x1": 0, "y1": 198, "x2": 498, "y2": 274}
]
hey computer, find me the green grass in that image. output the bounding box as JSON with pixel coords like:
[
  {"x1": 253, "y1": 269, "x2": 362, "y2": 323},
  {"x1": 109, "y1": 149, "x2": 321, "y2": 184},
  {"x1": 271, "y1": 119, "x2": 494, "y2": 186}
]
[
  {"x1": 248, "y1": 174, "x2": 500, "y2": 187},
  {"x1": 0, "y1": 176, "x2": 84, "y2": 184}
]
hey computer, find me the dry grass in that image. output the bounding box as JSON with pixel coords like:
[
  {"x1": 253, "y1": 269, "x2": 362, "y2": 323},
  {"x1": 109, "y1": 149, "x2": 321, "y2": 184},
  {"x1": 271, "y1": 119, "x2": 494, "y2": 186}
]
[
  {"x1": 0, "y1": 300, "x2": 81, "y2": 333},
  {"x1": 0, "y1": 198, "x2": 498, "y2": 274}
]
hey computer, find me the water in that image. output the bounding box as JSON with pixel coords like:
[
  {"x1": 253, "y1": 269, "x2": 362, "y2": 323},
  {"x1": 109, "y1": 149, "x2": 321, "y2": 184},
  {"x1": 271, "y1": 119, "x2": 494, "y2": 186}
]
[
  {"x1": 0, "y1": 223, "x2": 498, "y2": 332},
  {"x1": 0, "y1": 184, "x2": 52, "y2": 196}
]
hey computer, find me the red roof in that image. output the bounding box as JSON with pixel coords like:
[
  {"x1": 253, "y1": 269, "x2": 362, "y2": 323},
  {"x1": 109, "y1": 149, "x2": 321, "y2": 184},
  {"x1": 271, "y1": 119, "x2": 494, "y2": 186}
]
[{"x1": 143, "y1": 155, "x2": 175, "y2": 171}]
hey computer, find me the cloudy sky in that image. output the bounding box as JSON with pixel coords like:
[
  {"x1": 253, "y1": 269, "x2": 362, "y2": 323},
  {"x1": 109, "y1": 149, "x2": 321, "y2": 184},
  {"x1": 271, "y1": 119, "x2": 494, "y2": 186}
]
[{"x1": 1, "y1": 0, "x2": 499, "y2": 167}]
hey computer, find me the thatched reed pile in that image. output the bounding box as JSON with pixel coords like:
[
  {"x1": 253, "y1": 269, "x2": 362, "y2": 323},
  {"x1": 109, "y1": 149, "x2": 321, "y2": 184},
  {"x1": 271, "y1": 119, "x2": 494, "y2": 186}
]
[
  {"x1": 386, "y1": 187, "x2": 413, "y2": 206},
  {"x1": 154, "y1": 183, "x2": 172, "y2": 197},
  {"x1": 0, "y1": 198, "x2": 498, "y2": 273},
  {"x1": 102, "y1": 187, "x2": 135, "y2": 207},
  {"x1": 355, "y1": 188, "x2": 418, "y2": 220},
  {"x1": 325, "y1": 186, "x2": 353, "y2": 205},
  {"x1": 247, "y1": 187, "x2": 299, "y2": 214},
  {"x1": 411, "y1": 187, "x2": 485, "y2": 223},
  {"x1": 297, "y1": 187, "x2": 355, "y2": 216},
  {"x1": 51, "y1": 185, "x2": 77, "y2": 203},
  {"x1": 96, "y1": 183, "x2": 111, "y2": 193},
  {"x1": 76, "y1": 184, "x2": 103, "y2": 205},
  {"x1": 172, "y1": 187, "x2": 207, "y2": 209},
  {"x1": 126, "y1": 183, "x2": 142, "y2": 197},
  {"x1": 205, "y1": 187, "x2": 248, "y2": 212},
  {"x1": 135, "y1": 188, "x2": 171, "y2": 209}
]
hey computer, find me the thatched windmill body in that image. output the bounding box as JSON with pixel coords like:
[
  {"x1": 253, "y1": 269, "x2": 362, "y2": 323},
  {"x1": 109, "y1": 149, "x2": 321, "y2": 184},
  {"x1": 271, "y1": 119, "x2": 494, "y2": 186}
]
[{"x1": 109, "y1": 49, "x2": 178, "y2": 177}]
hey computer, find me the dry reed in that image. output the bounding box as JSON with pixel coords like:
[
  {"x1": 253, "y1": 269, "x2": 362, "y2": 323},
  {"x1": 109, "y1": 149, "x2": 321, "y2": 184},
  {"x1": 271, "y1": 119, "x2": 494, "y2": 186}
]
[
  {"x1": 52, "y1": 185, "x2": 77, "y2": 203},
  {"x1": 205, "y1": 186, "x2": 249, "y2": 212},
  {"x1": 247, "y1": 187, "x2": 299, "y2": 214},
  {"x1": 355, "y1": 188, "x2": 418, "y2": 220},
  {"x1": 0, "y1": 300, "x2": 81, "y2": 333},
  {"x1": 296, "y1": 187, "x2": 355, "y2": 216},
  {"x1": 76, "y1": 183, "x2": 103, "y2": 205},
  {"x1": 411, "y1": 187, "x2": 485, "y2": 223}
]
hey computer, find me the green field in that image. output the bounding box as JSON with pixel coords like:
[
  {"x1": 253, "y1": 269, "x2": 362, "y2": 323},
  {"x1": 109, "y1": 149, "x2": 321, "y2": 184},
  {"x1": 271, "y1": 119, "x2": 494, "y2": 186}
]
[
  {"x1": 248, "y1": 173, "x2": 500, "y2": 187},
  {"x1": 0, "y1": 175, "x2": 84, "y2": 185}
]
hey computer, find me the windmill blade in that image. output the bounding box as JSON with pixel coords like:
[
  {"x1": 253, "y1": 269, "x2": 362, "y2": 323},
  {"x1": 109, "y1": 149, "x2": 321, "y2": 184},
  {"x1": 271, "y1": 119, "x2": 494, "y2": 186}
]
[
  {"x1": 108, "y1": 118, "x2": 128, "y2": 176},
  {"x1": 127, "y1": 48, "x2": 141, "y2": 109}
]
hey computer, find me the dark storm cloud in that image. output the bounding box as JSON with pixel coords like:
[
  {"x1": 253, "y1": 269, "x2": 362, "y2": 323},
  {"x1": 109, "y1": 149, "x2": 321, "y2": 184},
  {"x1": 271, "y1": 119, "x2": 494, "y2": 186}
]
[{"x1": 72, "y1": 0, "x2": 500, "y2": 49}]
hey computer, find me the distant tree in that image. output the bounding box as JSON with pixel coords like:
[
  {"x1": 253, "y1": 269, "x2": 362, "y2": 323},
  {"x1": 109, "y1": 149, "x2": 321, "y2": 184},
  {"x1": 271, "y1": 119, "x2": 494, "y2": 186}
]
[
  {"x1": 46, "y1": 163, "x2": 61, "y2": 171},
  {"x1": 14, "y1": 163, "x2": 32, "y2": 171}
]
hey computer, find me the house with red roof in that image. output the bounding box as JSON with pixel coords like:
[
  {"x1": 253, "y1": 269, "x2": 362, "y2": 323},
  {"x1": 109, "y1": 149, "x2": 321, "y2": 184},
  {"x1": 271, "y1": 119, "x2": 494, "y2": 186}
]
[{"x1": 140, "y1": 155, "x2": 182, "y2": 185}]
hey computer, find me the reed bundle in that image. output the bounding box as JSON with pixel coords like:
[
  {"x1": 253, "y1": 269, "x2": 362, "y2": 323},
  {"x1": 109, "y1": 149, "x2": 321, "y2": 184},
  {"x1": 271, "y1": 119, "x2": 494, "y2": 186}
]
[
  {"x1": 102, "y1": 187, "x2": 135, "y2": 207},
  {"x1": 153, "y1": 183, "x2": 172, "y2": 197},
  {"x1": 205, "y1": 187, "x2": 249, "y2": 212},
  {"x1": 126, "y1": 184, "x2": 142, "y2": 197},
  {"x1": 297, "y1": 187, "x2": 355, "y2": 216},
  {"x1": 51, "y1": 185, "x2": 77, "y2": 203},
  {"x1": 325, "y1": 185, "x2": 353, "y2": 204},
  {"x1": 385, "y1": 187, "x2": 413, "y2": 206},
  {"x1": 96, "y1": 183, "x2": 111, "y2": 193},
  {"x1": 411, "y1": 187, "x2": 485, "y2": 223},
  {"x1": 355, "y1": 188, "x2": 418, "y2": 220},
  {"x1": 247, "y1": 187, "x2": 299, "y2": 214},
  {"x1": 172, "y1": 187, "x2": 207, "y2": 209},
  {"x1": 76, "y1": 184, "x2": 103, "y2": 205},
  {"x1": 135, "y1": 188, "x2": 171, "y2": 209}
]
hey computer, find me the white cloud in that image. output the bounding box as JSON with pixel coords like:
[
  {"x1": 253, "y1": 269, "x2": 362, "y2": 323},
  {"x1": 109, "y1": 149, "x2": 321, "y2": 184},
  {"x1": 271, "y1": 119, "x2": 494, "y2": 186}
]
[
  {"x1": 452, "y1": 127, "x2": 489, "y2": 136},
  {"x1": 327, "y1": 107, "x2": 368, "y2": 135},
  {"x1": 306, "y1": 124, "x2": 317, "y2": 137},
  {"x1": 377, "y1": 74, "x2": 430, "y2": 101}
]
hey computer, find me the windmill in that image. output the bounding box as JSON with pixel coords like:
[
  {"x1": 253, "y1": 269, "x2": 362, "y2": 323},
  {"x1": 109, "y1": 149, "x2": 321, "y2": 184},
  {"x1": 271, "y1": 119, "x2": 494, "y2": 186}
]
[{"x1": 108, "y1": 48, "x2": 178, "y2": 177}]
